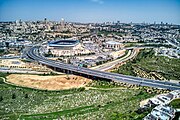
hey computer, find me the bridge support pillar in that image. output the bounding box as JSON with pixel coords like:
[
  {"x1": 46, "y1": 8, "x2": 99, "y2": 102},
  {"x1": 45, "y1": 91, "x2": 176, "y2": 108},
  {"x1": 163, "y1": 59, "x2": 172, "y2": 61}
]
[
  {"x1": 93, "y1": 76, "x2": 96, "y2": 80},
  {"x1": 69, "y1": 70, "x2": 72, "y2": 74},
  {"x1": 53, "y1": 67, "x2": 57, "y2": 71},
  {"x1": 87, "y1": 75, "x2": 90, "y2": 78},
  {"x1": 67, "y1": 70, "x2": 70, "y2": 74}
]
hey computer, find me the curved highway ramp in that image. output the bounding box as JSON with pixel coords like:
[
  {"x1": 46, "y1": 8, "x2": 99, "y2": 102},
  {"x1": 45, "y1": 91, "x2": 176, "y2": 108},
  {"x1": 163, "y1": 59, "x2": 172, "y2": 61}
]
[{"x1": 27, "y1": 46, "x2": 180, "y2": 90}]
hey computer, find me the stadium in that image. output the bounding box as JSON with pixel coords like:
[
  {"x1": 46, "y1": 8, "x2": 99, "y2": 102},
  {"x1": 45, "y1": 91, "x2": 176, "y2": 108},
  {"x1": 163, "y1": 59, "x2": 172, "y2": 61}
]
[
  {"x1": 46, "y1": 39, "x2": 91, "y2": 56},
  {"x1": 48, "y1": 40, "x2": 80, "y2": 50}
]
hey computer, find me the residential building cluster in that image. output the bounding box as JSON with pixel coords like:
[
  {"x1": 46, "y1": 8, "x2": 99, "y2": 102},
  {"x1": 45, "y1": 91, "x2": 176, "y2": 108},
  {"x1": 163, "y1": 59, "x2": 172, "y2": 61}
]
[
  {"x1": 142, "y1": 90, "x2": 180, "y2": 120},
  {"x1": 155, "y1": 47, "x2": 180, "y2": 58}
]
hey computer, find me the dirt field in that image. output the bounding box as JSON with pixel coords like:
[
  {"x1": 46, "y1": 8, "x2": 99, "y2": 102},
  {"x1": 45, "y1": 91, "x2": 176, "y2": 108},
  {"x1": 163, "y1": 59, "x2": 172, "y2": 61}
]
[{"x1": 6, "y1": 74, "x2": 92, "y2": 90}]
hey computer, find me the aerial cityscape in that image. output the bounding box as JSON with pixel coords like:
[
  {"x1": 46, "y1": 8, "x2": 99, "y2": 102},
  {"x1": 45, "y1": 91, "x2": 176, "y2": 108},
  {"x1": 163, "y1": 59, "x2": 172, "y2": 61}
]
[{"x1": 0, "y1": 0, "x2": 180, "y2": 120}]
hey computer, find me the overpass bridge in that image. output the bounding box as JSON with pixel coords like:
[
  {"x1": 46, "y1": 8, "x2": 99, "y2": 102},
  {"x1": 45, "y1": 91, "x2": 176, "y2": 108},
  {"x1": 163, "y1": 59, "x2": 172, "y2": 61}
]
[{"x1": 27, "y1": 46, "x2": 180, "y2": 90}]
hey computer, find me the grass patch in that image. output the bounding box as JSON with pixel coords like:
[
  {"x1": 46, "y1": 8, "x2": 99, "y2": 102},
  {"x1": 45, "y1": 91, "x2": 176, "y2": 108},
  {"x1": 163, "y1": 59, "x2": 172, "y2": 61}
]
[
  {"x1": 112, "y1": 49, "x2": 180, "y2": 80},
  {"x1": 0, "y1": 72, "x2": 9, "y2": 78},
  {"x1": 87, "y1": 80, "x2": 123, "y2": 88},
  {"x1": 169, "y1": 99, "x2": 180, "y2": 109},
  {"x1": 0, "y1": 78, "x2": 157, "y2": 120}
]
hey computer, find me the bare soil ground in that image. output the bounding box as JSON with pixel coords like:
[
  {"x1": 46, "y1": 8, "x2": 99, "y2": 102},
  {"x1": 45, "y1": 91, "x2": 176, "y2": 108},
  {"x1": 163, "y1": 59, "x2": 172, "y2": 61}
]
[{"x1": 6, "y1": 74, "x2": 92, "y2": 90}]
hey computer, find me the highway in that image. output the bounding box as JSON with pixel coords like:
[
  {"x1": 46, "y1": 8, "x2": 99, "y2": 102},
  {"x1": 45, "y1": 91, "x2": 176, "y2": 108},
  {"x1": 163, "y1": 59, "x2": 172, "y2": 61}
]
[
  {"x1": 91, "y1": 49, "x2": 137, "y2": 71},
  {"x1": 27, "y1": 46, "x2": 180, "y2": 90}
]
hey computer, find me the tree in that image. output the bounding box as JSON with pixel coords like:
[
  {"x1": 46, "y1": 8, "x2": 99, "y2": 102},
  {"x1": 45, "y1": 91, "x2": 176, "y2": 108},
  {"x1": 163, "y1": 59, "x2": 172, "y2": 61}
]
[
  {"x1": 5, "y1": 42, "x2": 9, "y2": 48},
  {"x1": 83, "y1": 64, "x2": 88, "y2": 68},
  {"x1": 78, "y1": 87, "x2": 85, "y2": 92},
  {"x1": 97, "y1": 104, "x2": 101, "y2": 108},
  {"x1": 66, "y1": 74, "x2": 70, "y2": 80},
  {"x1": 12, "y1": 93, "x2": 16, "y2": 99},
  {"x1": 0, "y1": 96, "x2": 3, "y2": 102},
  {"x1": 25, "y1": 94, "x2": 28, "y2": 98}
]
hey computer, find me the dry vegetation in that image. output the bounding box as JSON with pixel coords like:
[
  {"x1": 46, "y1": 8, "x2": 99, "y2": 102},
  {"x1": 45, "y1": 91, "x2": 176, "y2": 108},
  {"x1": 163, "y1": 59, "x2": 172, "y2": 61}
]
[{"x1": 6, "y1": 74, "x2": 92, "y2": 90}]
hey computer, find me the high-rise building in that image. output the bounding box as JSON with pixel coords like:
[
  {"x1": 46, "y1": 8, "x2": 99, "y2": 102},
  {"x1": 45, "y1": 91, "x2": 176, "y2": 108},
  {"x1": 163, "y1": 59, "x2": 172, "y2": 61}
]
[
  {"x1": 60, "y1": 18, "x2": 65, "y2": 26},
  {"x1": 44, "y1": 18, "x2": 47, "y2": 24}
]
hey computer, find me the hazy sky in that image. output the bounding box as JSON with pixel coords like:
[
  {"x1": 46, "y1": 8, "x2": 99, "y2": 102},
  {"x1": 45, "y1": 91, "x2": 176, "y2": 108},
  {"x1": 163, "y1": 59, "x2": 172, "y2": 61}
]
[{"x1": 0, "y1": 0, "x2": 180, "y2": 24}]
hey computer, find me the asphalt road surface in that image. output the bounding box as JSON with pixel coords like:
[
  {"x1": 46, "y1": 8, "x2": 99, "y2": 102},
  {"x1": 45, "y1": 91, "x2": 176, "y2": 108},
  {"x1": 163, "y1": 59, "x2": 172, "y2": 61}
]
[{"x1": 27, "y1": 46, "x2": 180, "y2": 90}]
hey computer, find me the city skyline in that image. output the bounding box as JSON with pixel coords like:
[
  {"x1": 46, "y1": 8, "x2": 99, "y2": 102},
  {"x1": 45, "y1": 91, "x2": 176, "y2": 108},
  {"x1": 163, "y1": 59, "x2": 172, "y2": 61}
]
[{"x1": 0, "y1": 0, "x2": 180, "y2": 24}]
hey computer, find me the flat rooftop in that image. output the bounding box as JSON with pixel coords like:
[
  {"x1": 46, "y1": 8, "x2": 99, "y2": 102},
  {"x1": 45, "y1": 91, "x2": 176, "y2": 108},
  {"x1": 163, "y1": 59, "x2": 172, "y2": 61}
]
[
  {"x1": 48, "y1": 40, "x2": 79, "y2": 47},
  {"x1": 106, "y1": 41, "x2": 122, "y2": 45}
]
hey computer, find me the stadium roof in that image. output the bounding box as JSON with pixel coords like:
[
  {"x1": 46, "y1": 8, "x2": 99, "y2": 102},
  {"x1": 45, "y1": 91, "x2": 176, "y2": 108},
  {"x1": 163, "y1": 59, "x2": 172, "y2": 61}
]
[{"x1": 48, "y1": 40, "x2": 79, "y2": 47}]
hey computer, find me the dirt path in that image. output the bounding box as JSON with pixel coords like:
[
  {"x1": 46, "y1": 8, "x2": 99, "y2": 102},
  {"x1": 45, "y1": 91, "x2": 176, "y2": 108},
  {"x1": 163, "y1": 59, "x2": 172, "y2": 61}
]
[{"x1": 85, "y1": 86, "x2": 138, "y2": 90}]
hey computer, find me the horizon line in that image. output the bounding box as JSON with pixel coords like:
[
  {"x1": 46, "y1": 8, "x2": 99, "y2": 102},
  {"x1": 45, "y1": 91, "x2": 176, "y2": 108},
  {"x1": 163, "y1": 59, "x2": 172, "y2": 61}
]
[{"x1": 0, "y1": 19, "x2": 179, "y2": 25}]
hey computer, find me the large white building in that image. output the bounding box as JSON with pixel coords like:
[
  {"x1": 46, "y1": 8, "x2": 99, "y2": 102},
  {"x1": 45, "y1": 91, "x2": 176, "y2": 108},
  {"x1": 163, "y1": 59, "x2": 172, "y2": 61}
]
[{"x1": 106, "y1": 41, "x2": 124, "y2": 50}]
